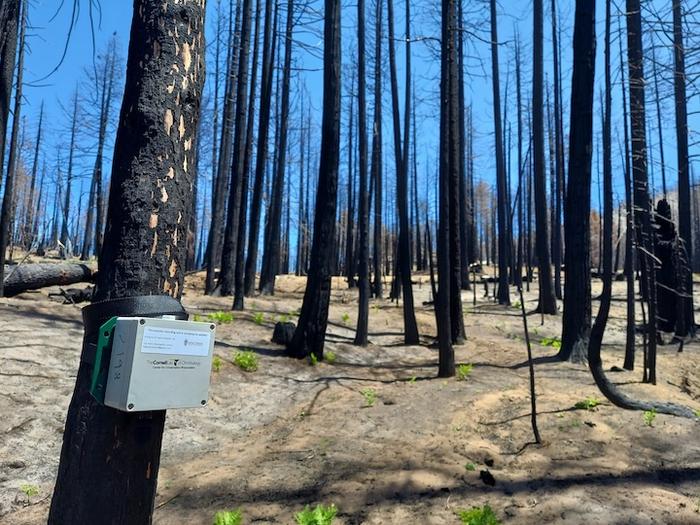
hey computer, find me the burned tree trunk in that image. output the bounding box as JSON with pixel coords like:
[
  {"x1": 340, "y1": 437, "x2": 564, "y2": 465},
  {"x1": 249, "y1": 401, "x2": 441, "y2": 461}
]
[
  {"x1": 559, "y1": 0, "x2": 596, "y2": 362},
  {"x1": 59, "y1": 91, "x2": 80, "y2": 259},
  {"x1": 219, "y1": 0, "x2": 254, "y2": 296},
  {"x1": 286, "y1": 0, "x2": 341, "y2": 360},
  {"x1": 626, "y1": 0, "x2": 658, "y2": 383},
  {"x1": 589, "y1": 0, "x2": 696, "y2": 420},
  {"x1": 354, "y1": 0, "x2": 370, "y2": 346},
  {"x1": 672, "y1": 0, "x2": 694, "y2": 336},
  {"x1": 436, "y1": 0, "x2": 457, "y2": 377},
  {"x1": 48, "y1": 2, "x2": 205, "y2": 523},
  {"x1": 205, "y1": 1, "x2": 242, "y2": 294},
  {"x1": 23, "y1": 102, "x2": 43, "y2": 249},
  {"x1": 551, "y1": 0, "x2": 564, "y2": 300},
  {"x1": 387, "y1": 0, "x2": 419, "y2": 344},
  {"x1": 617, "y1": 15, "x2": 636, "y2": 371},
  {"x1": 490, "y1": 0, "x2": 510, "y2": 306},
  {"x1": 232, "y1": 0, "x2": 263, "y2": 310},
  {"x1": 371, "y1": 0, "x2": 383, "y2": 299},
  {"x1": 0, "y1": 0, "x2": 25, "y2": 297},
  {"x1": 0, "y1": 0, "x2": 19, "y2": 193},
  {"x1": 244, "y1": 0, "x2": 277, "y2": 296},
  {"x1": 532, "y1": 0, "x2": 557, "y2": 314},
  {"x1": 259, "y1": 0, "x2": 294, "y2": 296},
  {"x1": 2, "y1": 263, "x2": 94, "y2": 297}
]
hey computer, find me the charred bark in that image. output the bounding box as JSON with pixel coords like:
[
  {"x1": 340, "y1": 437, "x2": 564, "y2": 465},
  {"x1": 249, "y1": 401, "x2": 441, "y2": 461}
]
[{"x1": 49, "y1": 2, "x2": 205, "y2": 523}]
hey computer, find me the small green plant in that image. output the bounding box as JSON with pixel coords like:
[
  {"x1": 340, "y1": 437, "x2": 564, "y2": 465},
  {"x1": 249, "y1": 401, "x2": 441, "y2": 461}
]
[
  {"x1": 465, "y1": 462, "x2": 476, "y2": 471},
  {"x1": 208, "y1": 311, "x2": 234, "y2": 324},
  {"x1": 340, "y1": 313, "x2": 350, "y2": 325},
  {"x1": 574, "y1": 396, "x2": 602, "y2": 411},
  {"x1": 253, "y1": 312, "x2": 265, "y2": 325},
  {"x1": 360, "y1": 388, "x2": 377, "y2": 407},
  {"x1": 540, "y1": 337, "x2": 562, "y2": 349},
  {"x1": 213, "y1": 509, "x2": 243, "y2": 525},
  {"x1": 233, "y1": 350, "x2": 258, "y2": 372},
  {"x1": 408, "y1": 375, "x2": 417, "y2": 384},
  {"x1": 512, "y1": 300, "x2": 522, "y2": 309},
  {"x1": 193, "y1": 313, "x2": 204, "y2": 322},
  {"x1": 458, "y1": 505, "x2": 500, "y2": 525},
  {"x1": 694, "y1": 409, "x2": 700, "y2": 418},
  {"x1": 324, "y1": 351, "x2": 336, "y2": 364},
  {"x1": 295, "y1": 503, "x2": 337, "y2": 525},
  {"x1": 643, "y1": 408, "x2": 657, "y2": 427},
  {"x1": 277, "y1": 314, "x2": 291, "y2": 323},
  {"x1": 20, "y1": 484, "x2": 39, "y2": 498},
  {"x1": 309, "y1": 353, "x2": 319, "y2": 366},
  {"x1": 212, "y1": 355, "x2": 223, "y2": 373},
  {"x1": 456, "y1": 363, "x2": 474, "y2": 381}
]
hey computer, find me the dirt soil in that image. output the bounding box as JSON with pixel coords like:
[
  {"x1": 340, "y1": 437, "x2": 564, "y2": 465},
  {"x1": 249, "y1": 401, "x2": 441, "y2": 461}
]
[{"x1": 1, "y1": 270, "x2": 700, "y2": 524}]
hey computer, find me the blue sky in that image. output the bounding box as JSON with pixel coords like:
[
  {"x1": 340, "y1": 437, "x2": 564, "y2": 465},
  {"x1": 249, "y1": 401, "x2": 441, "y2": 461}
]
[{"x1": 14, "y1": 0, "x2": 697, "y2": 247}]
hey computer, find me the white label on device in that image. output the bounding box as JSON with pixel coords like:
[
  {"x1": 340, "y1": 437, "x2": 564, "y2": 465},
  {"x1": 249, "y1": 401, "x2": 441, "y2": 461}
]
[{"x1": 141, "y1": 326, "x2": 211, "y2": 356}]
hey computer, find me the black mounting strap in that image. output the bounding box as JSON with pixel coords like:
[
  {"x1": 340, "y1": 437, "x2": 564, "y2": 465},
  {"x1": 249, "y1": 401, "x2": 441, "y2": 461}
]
[{"x1": 81, "y1": 295, "x2": 187, "y2": 366}]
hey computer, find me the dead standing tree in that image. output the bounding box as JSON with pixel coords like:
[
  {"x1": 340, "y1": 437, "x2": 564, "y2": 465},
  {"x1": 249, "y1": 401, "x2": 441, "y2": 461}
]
[
  {"x1": 287, "y1": 0, "x2": 341, "y2": 360},
  {"x1": 532, "y1": 0, "x2": 557, "y2": 315},
  {"x1": 559, "y1": 0, "x2": 596, "y2": 362},
  {"x1": 49, "y1": 1, "x2": 205, "y2": 522},
  {"x1": 626, "y1": 0, "x2": 659, "y2": 383},
  {"x1": 354, "y1": 0, "x2": 370, "y2": 346},
  {"x1": 0, "y1": 0, "x2": 25, "y2": 297},
  {"x1": 0, "y1": 0, "x2": 19, "y2": 192},
  {"x1": 387, "y1": 0, "x2": 419, "y2": 344},
  {"x1": 672, "y1": 0, "x2": 695, "y2": 336},
  {"x1": 490, "y1": 0, "x2": 510, "y2": 306}
]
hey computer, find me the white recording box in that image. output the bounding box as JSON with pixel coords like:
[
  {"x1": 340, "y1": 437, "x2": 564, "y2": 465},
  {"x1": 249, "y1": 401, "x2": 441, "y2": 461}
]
[{"x1": 104, "y1": 317, "x2": 216, "y2": 412}]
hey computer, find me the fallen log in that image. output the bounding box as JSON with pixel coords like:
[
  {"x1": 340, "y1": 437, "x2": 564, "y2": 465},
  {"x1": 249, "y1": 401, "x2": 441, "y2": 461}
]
[{"x1": 3, "y1": 263, "x2": 95, "y2": 297}]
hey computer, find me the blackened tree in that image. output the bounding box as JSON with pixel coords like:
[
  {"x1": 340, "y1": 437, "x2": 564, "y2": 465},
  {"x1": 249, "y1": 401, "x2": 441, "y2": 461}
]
[
  {"x1": 354, "y1": 0, "x2": 370, "y2": 345},
  {"x1": 49, "y1": 1, "x2": 205, "y2": 522},
  {"x1": 490, "y1": 0, "x2": 510, "y2": 306},
  {"x1": 559, "y1": 0, "x2": 596, "y2": 362},
  {"x1": 532, "y1": 0, "x2": 557, "y2": 314},
  {"x1": 287, "y1": 0, "x2": 341, "y2": 360}
]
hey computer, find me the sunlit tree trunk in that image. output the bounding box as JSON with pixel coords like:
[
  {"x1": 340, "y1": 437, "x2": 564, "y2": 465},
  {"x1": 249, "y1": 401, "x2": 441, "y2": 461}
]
[
  {"x1": 560, "y1": 0, "x2": 596, "y2": 362},
  {"x1": 287, "y1": 0, "x2": 341, "y2": 360},
  {"x1": 49, "y1": 2, "x2": 205, "y2": 522}
]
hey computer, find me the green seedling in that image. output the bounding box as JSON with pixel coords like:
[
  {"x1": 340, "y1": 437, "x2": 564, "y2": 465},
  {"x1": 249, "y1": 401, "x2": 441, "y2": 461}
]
[
  {"x1": 212, "y1": 355, "x2": 223, "y2": 373},
  {"x1": 213, "y1": 509, "x2": 243, "y2": 525},
  {"x1": 192, "y1": 313, "x2": 204, "y2": 322},
  {"x1": 465, "y1": 462, "x2": 476, "y2": 471},
  {"x1": 512, "y1": 300, "x2": 522, "y2": 309},
  {"x1": 340, "y1": 313, "x2": 350, "y2": 325},
  {"x1": 408, "y1": 376, "x2": 417, "y2": 384},
  {"x1": 360, "y1": 388, "x2": 377, "y2": 407},
  {"x1": 20, "y1": 484, "x2": 39, "y2": 498},
  {"x1": 694, "y1": 409, "x2": 700, "y2": 418},
  {"x1": 540, "y1": 337, "x2": 562, "y2": 349},
  {"x1": 644, "y1": 408, "x2": 657, "y2": 427},
  {"x1": 253, "y1": 312, "x2": 265, "y2": 325},
  {"x1": 309, "y1": 353, "x2": 318, "y2": 366},
  {"x1": 208, "y1": 311, "x2": 234, "y2": 324},
  {"x1": 295, "y1": 504, "x2": 337, "y2": 525},
  {"x1": 574, "y1": 396, "x2": 602, "y2": 411},
  {"x1": 277, "y1": 314, "x2": 291, "y2": 323},
  {"x1": 456, "y1": 363, "x2": 474, "y2": 381},
  {"x1": 324, "y1": 351, "x2": 336, "y2": 364},
  {"x1": 458, "y1": 505, "x2": 500, "y2": 525},
  {"x1": 233, "y1": 350, "x2": 258, "y2": 372}
]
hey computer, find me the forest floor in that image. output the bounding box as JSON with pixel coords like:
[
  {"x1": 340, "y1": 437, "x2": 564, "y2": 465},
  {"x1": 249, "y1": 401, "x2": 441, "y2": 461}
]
[{"x1": 1, "y1": 266, "x2": 700, "y2": 524}]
